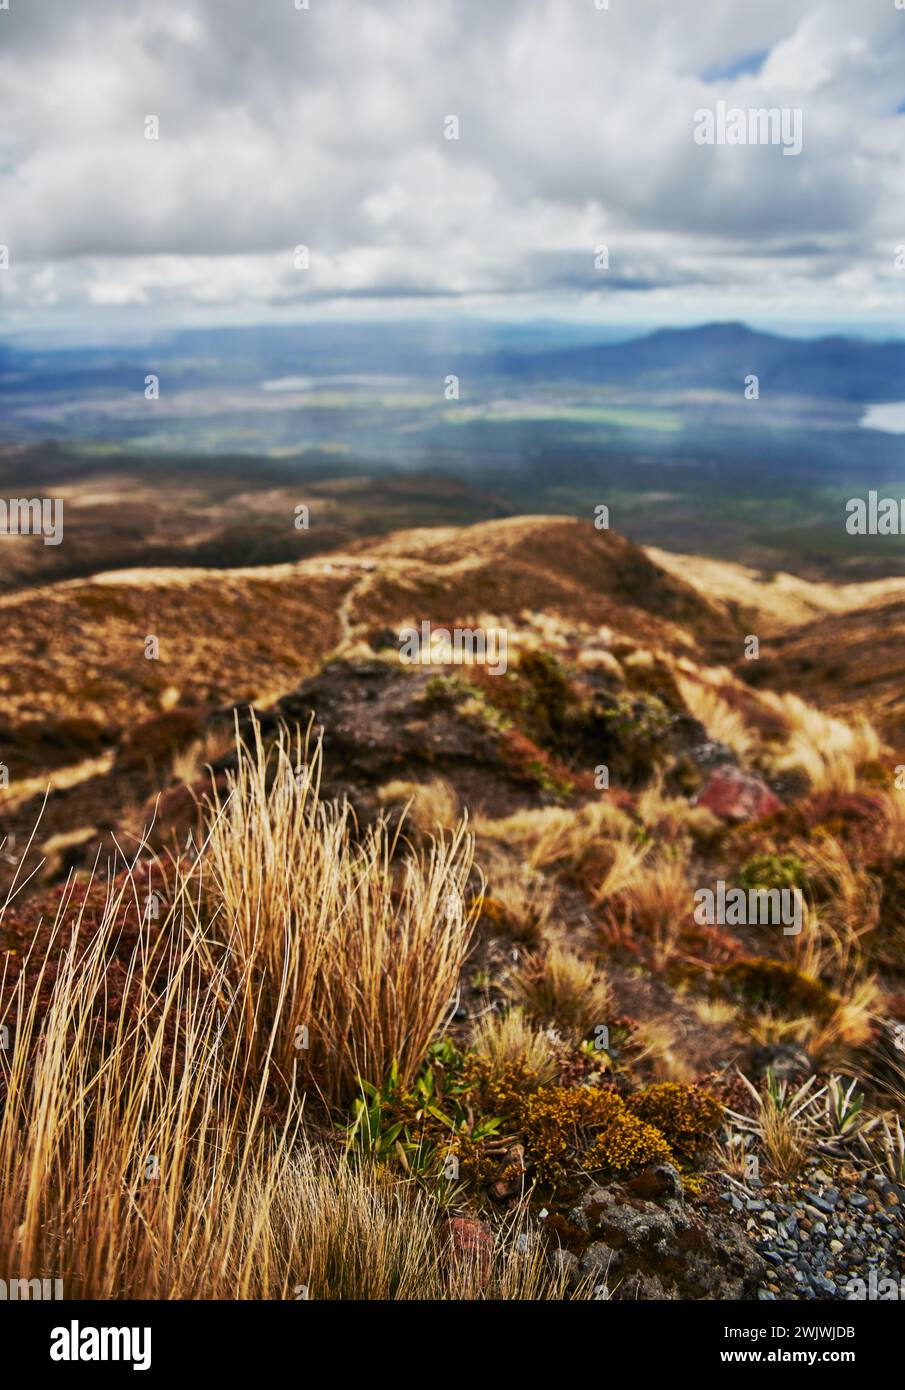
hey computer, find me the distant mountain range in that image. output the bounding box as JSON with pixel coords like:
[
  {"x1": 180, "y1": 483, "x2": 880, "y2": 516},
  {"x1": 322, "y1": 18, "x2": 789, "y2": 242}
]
[
  {"x1": 499, "y1": 321, "x2": 905, "y2": 402},
  {"x1": 3, "y1": 320, "x2": 905, "y2": 404}
]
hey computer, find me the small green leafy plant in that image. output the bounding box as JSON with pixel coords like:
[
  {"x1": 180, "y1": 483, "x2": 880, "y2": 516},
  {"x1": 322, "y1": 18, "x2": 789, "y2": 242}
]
[{"x1": 346, "y1": 1043, "x2": 505, "y2": 1196}]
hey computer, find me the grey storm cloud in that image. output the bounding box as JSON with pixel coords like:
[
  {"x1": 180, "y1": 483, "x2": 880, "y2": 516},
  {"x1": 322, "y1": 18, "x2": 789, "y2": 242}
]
[{"x1": 2, "y1": 0, "x2": 905, "y2": 325}]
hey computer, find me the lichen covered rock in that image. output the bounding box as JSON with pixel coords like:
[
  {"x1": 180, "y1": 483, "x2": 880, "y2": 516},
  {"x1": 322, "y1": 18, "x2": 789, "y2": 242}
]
[{"x1": 567, "y1": 1164, "x2": 765, "y2": 1299}]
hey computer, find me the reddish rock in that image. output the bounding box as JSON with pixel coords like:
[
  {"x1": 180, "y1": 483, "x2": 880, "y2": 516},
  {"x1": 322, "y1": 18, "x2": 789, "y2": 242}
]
[
  {"x1": 444, "y1": 1216, "x2": 494, "y2": 1291},
  {"x1": 695, "y1": 765, "x2": 782, "y2": 823}
]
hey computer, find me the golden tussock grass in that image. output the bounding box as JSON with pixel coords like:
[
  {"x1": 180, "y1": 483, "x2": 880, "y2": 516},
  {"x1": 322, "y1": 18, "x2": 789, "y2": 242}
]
[
  {"x1": 508, "y1": 943, "x2": 611, "y2": 1042},
  {"x1": 759, "y1": 692, "x2": 883, "y2": 792},
  {"x1": 475, "y1": 845, "x2": 557, "y2": 943},
  {"x1": 673, "y1": 670, "x2": 755, "y2": 761},
  {"x1": 878, "y1": 788, "x2": 905, "y2": 860},
  {"x1": 474, "y1": 799, "x2": 635, "y2": 873},
  {"x1": 377, "y1": 776, "x2": 461, "y2": 840},
  {"x1": 204, "y1": 718, "x2": 477, "y2": 1102},
  {"x1": 591, "y1": 836, "x2": 651, "y2": 907},
  {"x1": 796, "y1": 835, "x2": 880, "y2": 975},
  {"x1": 750, "y1": 1102, "x2": 812, "y2": 1179},
  {"x1": 576, "y1": 648, "x2": 623, "y2": 678},
  {"x1": 0, "y1": 720, "x2": 506, "y2": 1299},
  {"x1": 727, "y1": 1074, "x2": 823, "y2": 1180},
  {"x1": 604, "y1": 851, "x2": 692, "y2": 971},
  {"x1": 636, "y1": 775, "x2": 722, "y2": 845},
  {"x1": 630, "y1": 1019, "x2": 694, "y2": 1083},
  {"x1": 807, "y1": 978, "x2": 879, "y2": 1059},
  {"x1": 168, "y1": 726, "x2": 236, "y2": 788},
  {"x1": 470, "y1": 1007, "x2": 560, "y2": 1086},
  {"x1": 692, "y1": 997, "x2": 740, "y2": 1029}
]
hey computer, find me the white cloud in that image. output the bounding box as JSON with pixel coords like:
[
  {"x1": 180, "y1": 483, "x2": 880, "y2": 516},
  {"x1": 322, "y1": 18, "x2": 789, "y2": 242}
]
[{"x1": 1, "y1": 0, "x2": 904, "y2": 329}]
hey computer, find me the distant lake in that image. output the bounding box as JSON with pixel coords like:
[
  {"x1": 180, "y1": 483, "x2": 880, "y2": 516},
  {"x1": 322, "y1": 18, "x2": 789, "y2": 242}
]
[{"x1": 861, "y1": 403, "x2": 905, "y2": 433}]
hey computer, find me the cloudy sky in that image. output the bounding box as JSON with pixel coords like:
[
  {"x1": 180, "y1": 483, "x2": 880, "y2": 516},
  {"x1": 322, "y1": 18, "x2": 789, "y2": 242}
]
[{"x1": 2, "y1": 0, "x2": 905, "y2": 337}]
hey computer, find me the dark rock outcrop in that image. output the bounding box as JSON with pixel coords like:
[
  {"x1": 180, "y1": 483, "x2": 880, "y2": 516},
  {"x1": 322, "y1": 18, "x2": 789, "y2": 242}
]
[{"x1": 567, "y1": 1164, "x2": 766, "y2": 1299}]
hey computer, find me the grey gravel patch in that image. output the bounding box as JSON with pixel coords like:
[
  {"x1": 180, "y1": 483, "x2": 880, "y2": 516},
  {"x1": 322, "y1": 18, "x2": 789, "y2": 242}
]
[{"x1": 702, "y1": 1165, "x2": 905, "y2": 1301}]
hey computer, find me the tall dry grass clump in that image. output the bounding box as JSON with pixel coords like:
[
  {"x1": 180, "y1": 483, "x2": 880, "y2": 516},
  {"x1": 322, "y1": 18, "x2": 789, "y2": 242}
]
[
  {"x1": 0, "y1": 721, "x2": 501, "y2": 1299},
  {"x1": 203, "y1": 717, "x2": 477, "y2": 1103},
  {"x1": 237, "y1": 1150, "x2": 579, "y2": 1300},
  {"x1": 0, "y1": 862, "x2": 295, "y2": 1298},
  {"x1": 0, "y1": 873, "x2": 563, "y2": 1297}
]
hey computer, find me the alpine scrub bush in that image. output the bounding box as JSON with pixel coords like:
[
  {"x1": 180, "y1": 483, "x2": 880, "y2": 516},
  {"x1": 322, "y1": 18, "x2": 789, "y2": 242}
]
[
  {"x1": 460, "y1": 1050, "x2": 554, "y2": 1120},
  {"x1": 465, "y1": 647, "x2": 574, "y2": 752},
  {"x1": 594, "y1": 690, "x2": 674, "y2": 783},
  {"x1": 505, "y1": 1080, "x2": 724, "y2": 1184},
  {"x1": 598, "y1": 691, "x2": 673, "y2": 744},
  {"x1": 396, "y1": 1055, "x2": 723, "y2": 1189},
  {"x1": 625, "y1": 1082, "x2": 723, "y2": 1162},
  {"x1": 517, "y1": 1086, "x2": 672, "y2": 1183}
]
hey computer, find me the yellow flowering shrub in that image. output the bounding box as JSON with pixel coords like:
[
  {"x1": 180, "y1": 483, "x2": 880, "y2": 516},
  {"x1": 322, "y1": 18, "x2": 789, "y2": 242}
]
[
  {"x1": 460, "y1": 1053, "x2": 549, "y2": 1119},
  {"x1": 455, "y1": 1056, "x2": 723, "y2": 1189},
  {"x1": 517, "y1": 1086, "x2": 672, "y2": 1183},
  {"x1": 626, "y1": 1082, "x2": 723, "y2": 1161}
]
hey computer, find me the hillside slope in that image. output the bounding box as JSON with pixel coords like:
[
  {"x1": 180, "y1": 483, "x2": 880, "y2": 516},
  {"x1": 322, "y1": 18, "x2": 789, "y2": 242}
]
[
  {"x1": 646, "y1": 546, "x2": 905, "y2": 634},
  {"x1": 2, "y1": 512, "x2": 904, "y2": 871},
  {"x1": 0, "y1": 517, "x2": 736, "y2": 738}
]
